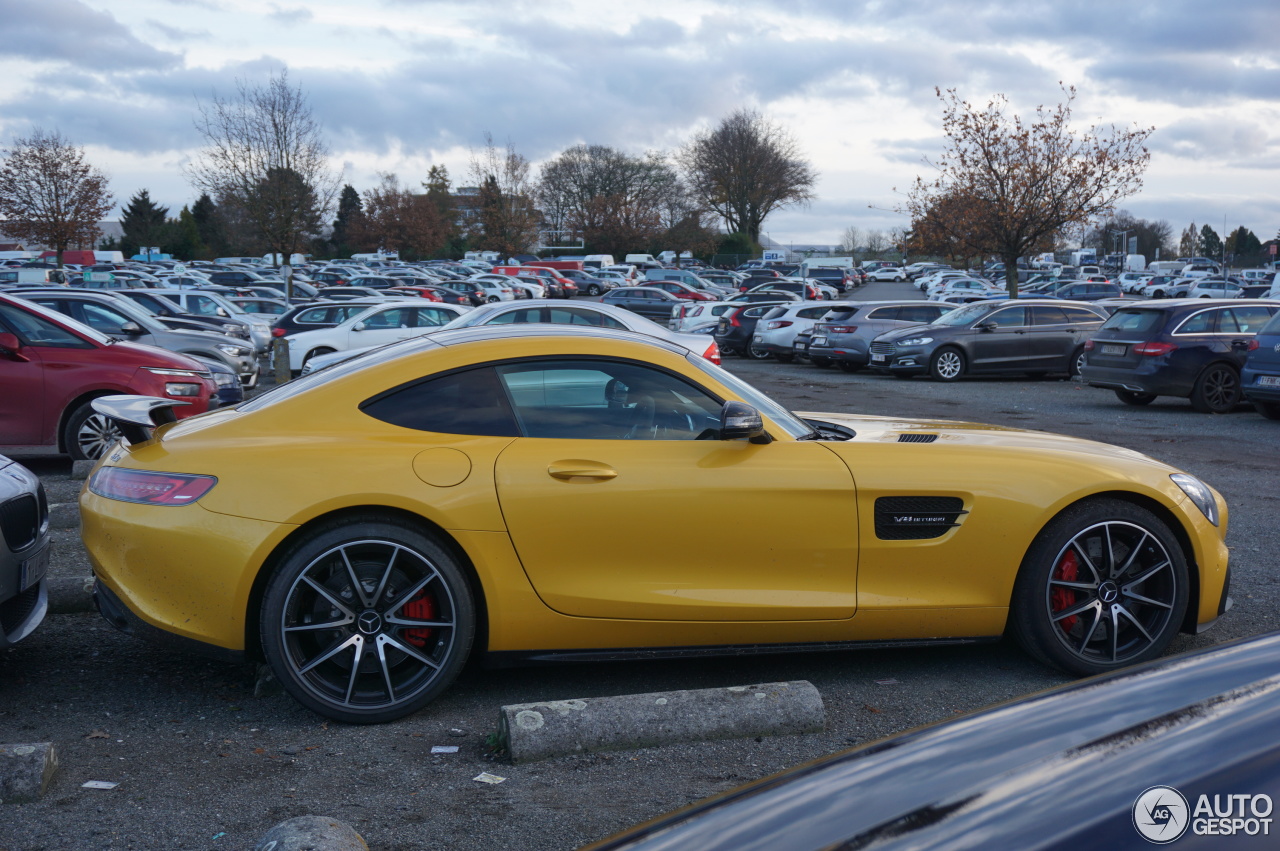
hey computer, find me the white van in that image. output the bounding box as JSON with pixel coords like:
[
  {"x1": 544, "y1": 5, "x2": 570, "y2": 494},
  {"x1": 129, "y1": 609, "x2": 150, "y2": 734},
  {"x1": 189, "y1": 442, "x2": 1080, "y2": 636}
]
[
  {"x1": 624, "y1": 254, "x2": 657, "y2": 265},
  {"x1": 582, "y1": 254, "x2": 615, "y2": 269}
]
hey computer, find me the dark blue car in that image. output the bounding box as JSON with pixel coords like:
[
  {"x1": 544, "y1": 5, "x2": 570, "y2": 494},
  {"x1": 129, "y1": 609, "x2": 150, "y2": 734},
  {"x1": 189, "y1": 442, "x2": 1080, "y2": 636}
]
[{"x1": 1242, "y1": 310, "x2": 1280, "y2": 420}]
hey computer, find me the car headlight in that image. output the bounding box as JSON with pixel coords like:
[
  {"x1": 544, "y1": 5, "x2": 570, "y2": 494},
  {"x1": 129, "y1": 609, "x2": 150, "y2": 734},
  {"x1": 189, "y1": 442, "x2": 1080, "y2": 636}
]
[
  {"x1": 223, "y1": 324, "x2": 248, "y2": 337},
  {"x1": 216, "y1": 344, "x2": 250, "y2": 356},
  {"x1": 897, "y1": 337, "x2": 934, "y2": 347},
  {"x1": 252, "y1": 324, "x2": 270, "y2": 334},
  {"x1": 1171, "y1": 474, "x2": 1219, "y2": 526}
]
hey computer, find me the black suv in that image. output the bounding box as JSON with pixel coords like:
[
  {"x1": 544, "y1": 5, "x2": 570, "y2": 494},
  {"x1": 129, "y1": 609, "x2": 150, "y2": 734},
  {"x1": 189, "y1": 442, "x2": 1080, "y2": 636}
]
[{"x1": 1081, "y1": 299, "x2": 1280, "y2": 413}]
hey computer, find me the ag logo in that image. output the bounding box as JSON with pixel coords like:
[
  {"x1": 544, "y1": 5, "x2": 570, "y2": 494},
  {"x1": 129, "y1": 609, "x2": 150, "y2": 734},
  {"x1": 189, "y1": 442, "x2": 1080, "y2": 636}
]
[{"x1": 1134, "y1": 785, "x2": 1190, "y2": 843}]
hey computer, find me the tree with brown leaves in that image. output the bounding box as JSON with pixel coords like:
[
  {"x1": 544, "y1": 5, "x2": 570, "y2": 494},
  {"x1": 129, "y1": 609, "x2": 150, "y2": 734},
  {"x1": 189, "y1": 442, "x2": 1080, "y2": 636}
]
[
  {"x1": 679, "y1": 109, "x2": 816, "y2": 244},
  {"x1": 352, "y1": 173, "x2": 449, "y2": 259},
  {"x1": 904, "y1": 87, "x2": 1153, "y2": 295},
  {"x1": 469, "y1": 134, "x2": 540, "y2": 258},
  {"x1": 0, "y1": 129, "x2": 113, "y2": 266}
]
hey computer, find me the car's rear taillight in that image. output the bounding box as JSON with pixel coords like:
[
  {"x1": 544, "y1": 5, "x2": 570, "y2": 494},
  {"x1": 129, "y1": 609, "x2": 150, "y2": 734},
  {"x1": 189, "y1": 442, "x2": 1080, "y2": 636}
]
[
  {"x1": 764, "y1": 320, "x2": 793, "y2": 330},
  {"x1": 704, "y1": 341, "x2": 721, "y2": 364},
  {"x1": 1084, "y1": 339, "x2": 1094, "y2": 350},
  {"x1": 1133, "y1": 342, "x2": 1177, "y2": 356},
  {"x1": 827, "y1": 325, "x2": 856, "y2": 333},
  {"x1": 272, "y1": 327, "x2": 288, "y2": 337},
  {"x1": 729, "y1": 311, "x2": 741, "y2": 327},
  {"x1": 1248, "y1": 339, "x2": 1260, "y2": 352},
  {"x1": 89, "y1": 467, "x2": 217, "y2": 506}
]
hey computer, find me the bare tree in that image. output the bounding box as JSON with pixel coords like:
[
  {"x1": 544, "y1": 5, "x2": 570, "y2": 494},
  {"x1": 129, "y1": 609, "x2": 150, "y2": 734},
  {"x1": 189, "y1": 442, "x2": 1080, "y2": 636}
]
[
  {"x1": 678, "y1": 109, "x2": 817, "y2": 244},
  {"x1": 838, "y1": 225, "x2": 861, "y2": 255},
  {"x1": 904, "y1": 87, "x2": 1153, "y2": 295},
  {"x1": 864, "y1": 229, "x2": 890, "y2": 256},
  {"x1": 186, "y1": 70, "x2": 339, "y2": 281},
  {"x1": 0, "y1": 128, "x2": 113, "y2": 266},
  {"x1": 469, "y1": 133, "x2": 540, "y2": 258}
]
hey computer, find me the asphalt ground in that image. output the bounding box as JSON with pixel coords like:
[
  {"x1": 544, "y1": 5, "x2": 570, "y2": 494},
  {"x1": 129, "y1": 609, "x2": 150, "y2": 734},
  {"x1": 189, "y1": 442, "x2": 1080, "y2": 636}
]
[{"x1": 3, "y1": 280, "x2": 1278, "y2": 850}]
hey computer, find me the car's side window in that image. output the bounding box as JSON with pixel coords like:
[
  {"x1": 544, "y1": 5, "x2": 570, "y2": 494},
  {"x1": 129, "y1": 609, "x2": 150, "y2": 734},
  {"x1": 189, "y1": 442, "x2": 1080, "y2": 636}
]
[
  {"x1": 1061, "y1": 307, "x2": 1103, "y2": 324},
  {"x1": 0, "y1": 304, "x2": 93, "y2": 348},
  {"x1": 363, "y1": 309, "x2": 409, "y2": 329},
  {"x1": 987, "y1": 307, "x2": 1026, "y2": 327},
  {"x1": 76, "y1": 303, "x2": 131, "y2": 334},
  {"x1": 495, "y1": 360, "x2": 723, "y2": 441},
  {"x1": 1030, "y1": 306, "x2": 1069, "y2": 326},
  {"x1": 1221, "y1": 306, "x2": 1275, "y2": 333},
  {"x1": 486, "y1": 308, "x2": 541, "y2": 325},
  {"x1": 360, "y1": 367, "x2": 519, "y2": 436},
  {"x1": 414, "y1": 308, "x2": 454, "y2": 327},
  {"x1": 1177, "y1": 311, "x2": 1218, "y2": 334}
]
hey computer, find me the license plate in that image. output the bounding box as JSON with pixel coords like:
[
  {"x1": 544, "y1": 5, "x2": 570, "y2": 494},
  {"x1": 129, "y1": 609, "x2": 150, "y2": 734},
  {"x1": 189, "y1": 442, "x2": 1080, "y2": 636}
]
[
  {"x1": 1101, "y1": 344, "x2": 1126, "y2": 356},
  {"x1": 20, "y1": 545, "x2": 49, "y2": 591},
  {"x1": 811, "y1": 336, "x2": 827, "y2": 346},
  {"x1": 871, "y1": 353, "x2": 886, "y2": 363},
  {"x1": 753, "y1": 335, "x2": 763, "y2": 343},
  {"x1": 1260, "y1": 376, "x2": 1280, "y2": 387},
  {"x1": 793, "y1": 341, "x2": 806, "y2": 350}
]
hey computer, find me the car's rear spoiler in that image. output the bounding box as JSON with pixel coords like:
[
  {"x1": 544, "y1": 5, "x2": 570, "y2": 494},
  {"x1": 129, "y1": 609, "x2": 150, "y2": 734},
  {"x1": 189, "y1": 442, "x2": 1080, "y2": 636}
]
[{"x1": 90, "y1": 395, "x2": 191, "y2": 447}]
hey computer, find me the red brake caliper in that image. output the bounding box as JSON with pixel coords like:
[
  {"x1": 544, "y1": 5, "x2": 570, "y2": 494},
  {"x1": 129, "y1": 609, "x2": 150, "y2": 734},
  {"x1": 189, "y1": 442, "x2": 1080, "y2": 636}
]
[
  {"x1": 1051, "y1": 550, "x2": 1080, "y2": 633},
  {"x1": 403, "y1": 593, "x2": 436, "y2": 648}
]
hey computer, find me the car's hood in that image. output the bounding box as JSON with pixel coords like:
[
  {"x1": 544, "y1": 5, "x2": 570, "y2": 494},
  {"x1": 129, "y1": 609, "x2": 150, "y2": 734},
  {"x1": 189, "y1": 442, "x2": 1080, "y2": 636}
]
[
  {"x1": 874, "y1": 324, "x2": 962, "y2": 342},
  {"x1": 796, "y1": 411, "x2": 1168, "y2": 466}
]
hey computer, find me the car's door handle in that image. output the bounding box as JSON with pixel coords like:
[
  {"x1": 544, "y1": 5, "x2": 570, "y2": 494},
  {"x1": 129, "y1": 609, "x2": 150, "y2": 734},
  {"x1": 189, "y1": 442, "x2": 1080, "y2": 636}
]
[{"x1": 548, "y1": 462, "x2": 618, "y2": 481}]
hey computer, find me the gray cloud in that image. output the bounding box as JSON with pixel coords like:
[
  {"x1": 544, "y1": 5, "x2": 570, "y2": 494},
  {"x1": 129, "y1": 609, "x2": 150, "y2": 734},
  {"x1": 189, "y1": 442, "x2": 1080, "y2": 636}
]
[
  {"x1": 268, "y1": 4, "x2": 314, "y2": 24},
  {"x1": 147, "y1": 20, "x2": 211, "y2": 42},
  {"x1": 2, "y1": 0, "x2": 181, "y2": 71}
]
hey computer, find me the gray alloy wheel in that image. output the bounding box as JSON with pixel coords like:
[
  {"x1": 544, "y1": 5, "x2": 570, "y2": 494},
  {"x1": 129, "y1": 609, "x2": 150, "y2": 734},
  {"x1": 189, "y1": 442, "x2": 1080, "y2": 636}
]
[
  {"x1": 65, "y1": 400, "x2": 122, "y2": 461},
  {"x1": 260, "y1": 518, "x2": 475, "y2": 724},
  {"x1": 586, "y1": 284, "x2": 601, "y2": 296},
  {"x1": 929, "y1": 347, "x2": 965, "y2": 382},
  {"x1": 746, "y1": 341, "x2": 772, "y2": 360},
  {"x1": 1011, "y1": 499, "x2": 1188, "y2": 675},
  {"x1": 1070, "y1": 346, "x2": 1087, "y2": 378}
]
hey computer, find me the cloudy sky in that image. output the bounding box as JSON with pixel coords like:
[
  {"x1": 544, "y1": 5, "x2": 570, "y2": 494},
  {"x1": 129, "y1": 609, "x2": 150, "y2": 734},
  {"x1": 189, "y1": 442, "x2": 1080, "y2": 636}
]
[{"x1": 4, "y1": 0, "x2": 1278, "y2": 248}]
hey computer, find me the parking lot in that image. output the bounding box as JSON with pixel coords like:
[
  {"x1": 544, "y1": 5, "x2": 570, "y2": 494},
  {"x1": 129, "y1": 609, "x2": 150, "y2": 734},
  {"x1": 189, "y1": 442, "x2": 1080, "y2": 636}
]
[{"x1": 4, "y1": 299, "x2": 1278, "y2": 850}]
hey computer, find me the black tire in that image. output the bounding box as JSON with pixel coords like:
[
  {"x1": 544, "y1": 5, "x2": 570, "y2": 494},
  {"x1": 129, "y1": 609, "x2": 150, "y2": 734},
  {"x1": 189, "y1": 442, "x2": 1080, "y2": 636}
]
[
  {"x1": 1189, "y1": 363, "x2": 1242, "y2": 414},
  {"x1": 836, "y1": 361, "x2": 863, "y2": 373},
  {"x1": 486, "y1": 296, "x2": 501, "y2": 303},
  {"x1": 1009, "y1": 498, "x2": 1189, "y2": 676},
  {"x1": 303, "y1": 347, "x2": 335, "y2": 369},
  {"x1": 1115, "y1": 390, "x2": 1157, "y2": 406},
  {"x1": 63, "y1": 398, "x2": 120, "y2": 461},
  {"x1": 1069, "y1": 346, "x2": 1087, "y2": 378},
  {"x1": 929, "y1": 347, "x2": 965, "y2": 382},
  {"x1": 1255, "y1": 401, "x2": 1280, "y2": 420},
  {"x1": 259, "y1": 516, "x2": 475, "y2": 724},
  {"x1": 745, "y1": 342, "x2": 772, "y2": 360},
  {"x1": 586, "y1": 284, "x2": 601, "y2": 296}
]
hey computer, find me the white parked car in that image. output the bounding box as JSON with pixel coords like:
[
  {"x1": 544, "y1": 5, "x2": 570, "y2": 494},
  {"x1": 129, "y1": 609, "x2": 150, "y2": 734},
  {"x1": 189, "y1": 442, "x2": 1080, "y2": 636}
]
[
  {"x1": 866, "y1": 266, "x2": 908, "y2": 282},
  {"x1": 916, "y1": 270, "x2": 969, "y2": 291},
  {"x1": 301, "y1": 299, "x2": 720, "y2": 374},
  {"x1": 1116, "y1": 272, "x2": 1153, "y2": 294},
  {"x1": 285, "y1": 300, "x2": 470, "y2": 371},
  {"x1": 669, "y1": 301, "x2": 738, "y2": 334},
  {"x1": 467, "y1": 275, "x2": 520, "y2": 302},
  {"x1": 751, "y1": 302, "x2": 852, "y2": 359},
  {"x1": 927, "y1": 278, "x2": 1005, "y2": 301}
]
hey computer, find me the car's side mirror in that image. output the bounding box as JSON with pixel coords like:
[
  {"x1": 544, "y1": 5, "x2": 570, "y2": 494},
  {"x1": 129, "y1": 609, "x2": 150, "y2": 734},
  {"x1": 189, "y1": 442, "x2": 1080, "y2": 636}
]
[
  {"x1": 720, "y1": 400, "x2": 772, "y2": 444},
  {"x1": 977, "y1": 321, "x2": 997, "y2": 332},
  {"x1": 120, "y1": 321, "x2": 143, "y2": 335},
  {"x1": 0, "y1": 332, "x2": 29, "y2": 362},
  {"x1": 353, "y1": 322, "x2": 366, "y2": 331}
]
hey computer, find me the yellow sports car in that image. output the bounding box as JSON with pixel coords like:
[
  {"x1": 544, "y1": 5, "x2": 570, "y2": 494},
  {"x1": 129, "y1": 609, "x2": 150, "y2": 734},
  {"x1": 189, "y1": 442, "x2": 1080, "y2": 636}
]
[{"x1": 81, "y1": 326, "x2": 1231, "y2": 723}]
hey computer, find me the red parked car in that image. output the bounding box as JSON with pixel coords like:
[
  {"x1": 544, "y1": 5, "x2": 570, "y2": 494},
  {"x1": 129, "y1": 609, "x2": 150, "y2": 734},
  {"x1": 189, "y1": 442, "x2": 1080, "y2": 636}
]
[{"x1": 0, "y1": 293, "x2": 217, "y2": 460}]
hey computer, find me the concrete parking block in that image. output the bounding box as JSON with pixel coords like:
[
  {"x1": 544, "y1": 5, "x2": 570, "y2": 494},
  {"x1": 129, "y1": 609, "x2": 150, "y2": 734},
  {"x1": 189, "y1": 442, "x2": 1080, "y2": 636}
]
[
  {"x1": 0, "y1": 743, "x2": 58, "y2": 804},
  {"x1": 253, "y1": 815, "x2": 367, "y2": 850},
  {"x1": 499, "y1": 680, "x2": 824, "y2": 764}
]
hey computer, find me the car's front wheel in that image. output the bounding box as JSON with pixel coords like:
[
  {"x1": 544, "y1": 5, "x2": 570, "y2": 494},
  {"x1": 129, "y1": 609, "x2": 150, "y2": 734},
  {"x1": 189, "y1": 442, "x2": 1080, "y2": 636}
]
[
  {"x1": 1009, "y1": 498, "x2": 1189, "y2": 676},
  {"x1": 64, "y1": 398, "x2": 121, "y2": 461},
  {"x1": 260, "y1": 517, "x2": 475, "y2": 724},
  {"x1": 1190, "y1": 363, "x2": 1241, "y2": 414},
  {"x1": 586, "y1": 284, "x2": 601, "y2": 296},
  {"x1": 929, "y1": 347, "x2": 965, "y2": 382}
]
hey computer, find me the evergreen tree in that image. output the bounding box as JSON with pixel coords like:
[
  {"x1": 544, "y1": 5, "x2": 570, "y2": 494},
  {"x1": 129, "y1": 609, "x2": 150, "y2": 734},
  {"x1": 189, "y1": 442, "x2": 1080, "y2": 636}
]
[
  {"x1": 164, "y1": 206, "x2": 204, "y2": 260},
  {"x1": 331, "y1": 184, "x2": 362, "y2": 257},
  {"x1": 423, "y1": 165, "x2": 456, "y2": 257},
  {"x1": 1199, "y1": 224, "x2": 1223, "y2": 260},
  {"x1": 119, "y1": 189, "x2": 169, "y2": 257},
  {"x1": 190, "y1": 193, "x2": 225, "y2": 258}
]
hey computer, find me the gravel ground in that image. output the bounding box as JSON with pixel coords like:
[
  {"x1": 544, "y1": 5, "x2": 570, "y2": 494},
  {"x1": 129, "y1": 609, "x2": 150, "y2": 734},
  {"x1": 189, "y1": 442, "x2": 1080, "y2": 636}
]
[{"x1": 3, "y1": 281, "x2": 1277, "y2": 850}]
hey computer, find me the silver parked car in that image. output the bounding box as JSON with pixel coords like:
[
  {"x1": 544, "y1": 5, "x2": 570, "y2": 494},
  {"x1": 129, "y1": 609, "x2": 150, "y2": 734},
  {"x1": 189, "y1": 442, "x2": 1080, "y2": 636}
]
[
  {"x1": 0, "y1": 454, "x2": 50, "y2": 649},
  {"x1": 806, "y1": 301, "x2": 959, "y2": 371}
]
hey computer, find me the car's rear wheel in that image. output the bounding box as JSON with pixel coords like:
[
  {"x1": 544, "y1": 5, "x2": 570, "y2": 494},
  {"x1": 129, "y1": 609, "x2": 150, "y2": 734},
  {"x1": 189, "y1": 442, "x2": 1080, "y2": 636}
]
[
  {"x1": 929, "y1": 347, "x2": 965, "y2": 382},
  {"x1": 260, "y1": 517, "x2": 475, "y2": 724},
  {"x1": 1255, "y1": 401, "x2": 1280, "y2": 420},
  {"x1": 64, "y1": 399, "x2": 121, "y2": 461},
  {"x1": 745, "y1": 341, "x2": 772, "y2": 360},
  {"x1": 1010, "y1": 498, "x2": 1188, "y2": 676},
  {"x1": 1189, "y1": 363, "x2": 1242, "y2": 414},
  {"x1": 1069, "y1": 346, "x2": 1087, "y2": 378},
  {"x1": 486, "y1": 296, "x2": 501, "y2": 303},
  {"x1": 586, "y1": 284, "x2": 601, "y2": 296},
  {"x1": 1115, "y1": 390, "x2": 1157, "y2": 406}
]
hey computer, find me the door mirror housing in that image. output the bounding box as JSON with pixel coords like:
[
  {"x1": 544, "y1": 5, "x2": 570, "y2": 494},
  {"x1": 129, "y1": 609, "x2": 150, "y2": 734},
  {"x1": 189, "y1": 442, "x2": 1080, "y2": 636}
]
[
  {"x1": 0, "y1": 332, "x2": 29, "y2": 361},
  {"x1": 976, "y1": 321, "x2": 997, "y2": 332},
  {"x1": 120, "y1": 321, "x2": 144, "y2": 335},
  {"x1": 353, "y1": 322, "x2": 366, "y2": 331},
  {"x1": 719, "y1": 400, "x2": 771, "y2": 444}
]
